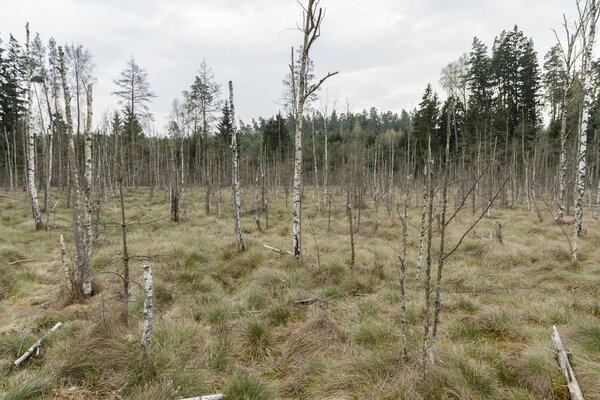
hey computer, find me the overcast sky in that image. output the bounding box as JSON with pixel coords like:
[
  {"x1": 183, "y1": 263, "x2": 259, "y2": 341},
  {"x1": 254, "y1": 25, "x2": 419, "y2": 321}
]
[{"x1": 1, "y1": 0, "x2": 579, "y2": 131}]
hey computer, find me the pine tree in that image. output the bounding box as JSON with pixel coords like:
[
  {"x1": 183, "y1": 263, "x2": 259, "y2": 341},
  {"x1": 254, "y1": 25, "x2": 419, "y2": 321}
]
[{"x1": 543, "y1": 44, "x2": 567, "y2": 124}]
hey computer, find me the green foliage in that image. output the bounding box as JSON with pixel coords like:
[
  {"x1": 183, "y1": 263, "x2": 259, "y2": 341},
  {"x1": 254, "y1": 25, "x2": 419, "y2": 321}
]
[{"x1": 244, "y1": 319, "x2": 272, "y2": 355}]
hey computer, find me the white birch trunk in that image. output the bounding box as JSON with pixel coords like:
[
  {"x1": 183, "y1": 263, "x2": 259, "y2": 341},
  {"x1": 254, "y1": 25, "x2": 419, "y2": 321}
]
[
  {"x1": 59, "y1": 234, "x2": 72, "y2": 291},
  {"x1": 229, "y1": 81, "x2": 245, "y2": 251},
  {"x1": 141, "y1": 262, "x2": 153, "y2": 355},
  {"x1": 59, "y1": 46, "x2": 85, "y2": 294},
  {"x1": 573, "y1": 0, "x2": 597, "y2": 262},
  {"x1": 82, "y1": 84, "x2": 94, "y2": 296},
  {"x1": 25, "y1": 23, "x2": 42, "y2": 230}
]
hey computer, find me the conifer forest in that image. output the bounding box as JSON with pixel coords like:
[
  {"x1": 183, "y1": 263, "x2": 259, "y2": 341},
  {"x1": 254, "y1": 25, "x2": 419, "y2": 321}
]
[{"x1": 1, "y1": 1, "x2": 600, "y2": 399}]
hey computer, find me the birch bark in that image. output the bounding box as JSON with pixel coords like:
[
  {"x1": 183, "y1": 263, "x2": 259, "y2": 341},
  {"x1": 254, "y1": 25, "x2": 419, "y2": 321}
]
[
  {"x1": 229, "y1": 81, "x2": 245, "y2": 251},
  {"x1": 573, "y1": 0, "x2": 597, "y2": 262},
  {"x1": 25, "y1": 23, "x2": 42, "y2": 230}
]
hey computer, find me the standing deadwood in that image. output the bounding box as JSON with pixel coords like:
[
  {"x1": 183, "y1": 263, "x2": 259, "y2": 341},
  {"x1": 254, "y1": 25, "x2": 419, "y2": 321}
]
[
  {"x1": 12, "y1": 322, "x2": 63, "y2": 368},
  {"x1": 373, "y1": 142, "x2": 379, "y2": 231},
  {"x1": 25, "y1": 23, "x2": 43, "y2": 230},
  {"x1": 552, "y1": 325, "x2": 585, "y2": 400},
  {"x1": 229, "y1": 81, "x2": 245, "y2": 251},
  {"x1": 347, "y1": 201, "x2": 355, "y2": 273},
  {"x1": 59, "y1": 46, "x2": 86, "y2": 295},
  {"x1": 416, "y1": 164, "x2": 428, "y2": 281},
  {"x1": 291, "y1": 0, "x2": 338, "y2": 259},
  {"x1": 386, "y1": 134, "x2": 394, "y2": 216},
  {"x1": 422, "y1": 134, "x2": 435, "y2": 376},
  {"x1": 170, "y1": 142, "x2": 179, "y2": 222},
  {"x1": 573, "y1": 0, "x2": 597, "y2": 262},
  {"x1": 312, "y1": 120, "x2": 320, "y2": 212},
  {"x1": 427, "y1": 101, "x2": 452, "y2": 365},
  {"x1": 555, "y1": 16, "x2": 581, "y2": 222},
  {"x1": 399, "y1": 184, "x2": 410, "y2": 357},
  {"x1": 494, "y1": 221, "x2": 503, "y2": 243},
  {"x1": 141, "y1": 262, "x2": 153, "y2": 356},
  {"x1": 81, "y1": 83, "x2": 94, "y2": 296},
  {"x1": 119, "y1": 177, "x2": 130, "y2": 307},
  {"x1": 59, "y1": 234, "x2": 72, "y2": 291}
]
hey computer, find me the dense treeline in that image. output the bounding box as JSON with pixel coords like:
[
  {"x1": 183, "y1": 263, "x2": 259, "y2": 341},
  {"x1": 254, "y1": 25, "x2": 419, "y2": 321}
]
[{"x1": 3, "y1": 23, "x2": 600, "y2": 209}]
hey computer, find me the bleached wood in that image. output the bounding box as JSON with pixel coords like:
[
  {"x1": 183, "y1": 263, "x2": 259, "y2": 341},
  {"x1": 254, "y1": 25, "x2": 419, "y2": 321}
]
[
  {"x1": 25, "y1": 23, "x2": 42, "y2": 231},
  {"x1": 180, "y1": 395, "x2": 223, "y2": 400},
  {"x1": 12, "y1": 322, "x2": 63, "y2": 368},
  {"x1": 573, "y1": 0, "x2": 597, "y2": 261},
  {"x1": 59, "y1": 234, "x2": 72, "y2": 291},
  {"x1": 263, "y1": 244, "x2": 293, "y2": 255},
  {"x1": 552, "y1": 325, "x2": 585, "y2": 400},
  {"x1": 229, "y1": 81, "x2": 245, "y2": 251},
  {"x1": 141, "y1": 262, "x2": 153, "y2": 355}
]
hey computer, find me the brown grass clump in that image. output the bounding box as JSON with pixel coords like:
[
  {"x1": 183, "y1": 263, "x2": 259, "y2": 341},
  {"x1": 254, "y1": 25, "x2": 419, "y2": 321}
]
[{"x1": 280, "y1": 317, "x2": 345, "y2": 367}]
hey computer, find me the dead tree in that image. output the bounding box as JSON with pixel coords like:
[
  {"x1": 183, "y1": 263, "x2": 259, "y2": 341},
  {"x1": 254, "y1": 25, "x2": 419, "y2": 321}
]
[
  {"x1": 25, "y1": 23, "x2": 42, "y2": 230},
  {"x1": 427, "y1": 101, "x2": 453, "y2": 366},
  {"x1": 573, "y1": 0, "x2": 598, "y2": 262},
  {"x1": 229, "y1": 81, "x2": 245, "y2": 251},
  {"x1": 290, "y1": 0, "x2": 338, "y2": 259},
  {"x1": 399, "y1": 184, "x2": 410, "y2": 356},
  {"x1": 141, "y1": 262, "x2": 153, "y2": 356},
  {"x1": 59, "y1": 46, "x2": 88, "y2": 296}
]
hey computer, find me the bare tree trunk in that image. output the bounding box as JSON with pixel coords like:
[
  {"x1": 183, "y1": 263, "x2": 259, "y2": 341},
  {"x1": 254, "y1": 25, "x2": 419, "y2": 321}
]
[
  {"x1": 422, "y1": 134, "x2": 434, "y2": 376},
  {"x1": 399, "y1": 184, "x2": 409, "y2": 357},
  {"x1": 573, "y1": 0, "x2": 597, "y2": 262},
  {"x1": 119, "y1": 177, "x2": 130, "y2": 308},
  {"x1": 59, "y1": 46, "x2": 85, "y2": 296},
  {"x1": 291, "y1": 1, "x2": 338, "y2": 258},
  {"x1": 81, "y1": 83, "x2": 93, "y2": 296},
  {"x1": 427, "y1": 103, "x2": 452, "y2": 364},
  {"x1": 416, "y1": 167, "x2": 427, "y2": 281},
  {"x1": 141, "y1": 262, "x2": 153, "y2": 356},
  {"x1": 312, "y1": 121, "x2": 320, "y2": 212},
  {"x1": 386, "y1": 134, "x2": 394, "y2": 216},
  {"x1": 229, "y1": 81, "x2": 245, "y2": 251},
  {"x1": 25, "y1": 23, "x2": 42, "y2": 230},
  {"x1": 59, "y1": 234, "x2": 72, "y2": 291}
]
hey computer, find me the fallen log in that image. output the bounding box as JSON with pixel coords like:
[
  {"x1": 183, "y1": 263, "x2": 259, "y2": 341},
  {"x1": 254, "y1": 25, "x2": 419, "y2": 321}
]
[
  {"x1": 552, "y1": 325, "x2": 584, "y2": 400},
  {"x1": 12, "y1": 322, "x2": 63, "y2": 368},
  {"x1": 263, "y1": 244, "x2": 293, "y2": 255},
  {"x1": 8, "y1": 258, "x2": 36, "y2": 265},
  {"x1": 180, "y1": 395, "x2": 223, "y2": 400}
]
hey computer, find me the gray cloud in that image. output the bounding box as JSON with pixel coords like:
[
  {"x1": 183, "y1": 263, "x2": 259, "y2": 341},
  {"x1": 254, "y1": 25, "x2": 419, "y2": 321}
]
[{"x1": 1, "y1": 0, "x2": 579, "y2": 130}]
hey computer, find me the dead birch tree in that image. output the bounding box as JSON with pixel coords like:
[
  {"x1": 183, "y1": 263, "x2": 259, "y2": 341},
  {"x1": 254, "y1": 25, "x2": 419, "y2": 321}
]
[
  {"x1": 573, "y1": 0, "x2": 598, "y2": 262},
  {"x1": 25, "y1": 23, "x2": 42, "y2": 230},
  {"x1": 81, "y1": 83, "x2": 94, "y2": 296},
  {"x1": 141, "y1": 262, "x2": 153, "y2": 355},
  {"x1": 59, "y1": 46, "x2": 88, "y2": 296},
  {"x1": 229, "y1": 81, "x2": 245, "y2": 251},
  {"x1": 555, "y1": 14, "x2": 582, "y2": 222},
  {"x1": 427, "y1": 101, "x2": 453, "y2": 365},
  {"x1": 290, "y1": 0, "x2": 338, "y2": 258}
]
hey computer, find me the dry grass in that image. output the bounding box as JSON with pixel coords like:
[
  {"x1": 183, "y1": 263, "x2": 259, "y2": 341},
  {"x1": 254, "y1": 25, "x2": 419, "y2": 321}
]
[{"x1": 1, "y1": 186, "x2": 600, "y2": 399}]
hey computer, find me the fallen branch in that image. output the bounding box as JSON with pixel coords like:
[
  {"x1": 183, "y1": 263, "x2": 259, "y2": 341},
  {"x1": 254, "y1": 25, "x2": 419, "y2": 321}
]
[
  {"x1": 263, "y1": 244, "x2": 293, "y2": 255},
  {"x1": 295, "y1": 297, "x2": 327, "y2": 305},
  {"x1": 180, "y1": 395, "x2": 223, "y2": 400},
  {"x1": 552, "y1": 325, "x2": 585, "y2": 400},
  {"x1": 12, "y1": 322, "x2": 63, "y2": 368},
  {"x1": 8, "y1": 258, "x2": 36, "y2": 265}
]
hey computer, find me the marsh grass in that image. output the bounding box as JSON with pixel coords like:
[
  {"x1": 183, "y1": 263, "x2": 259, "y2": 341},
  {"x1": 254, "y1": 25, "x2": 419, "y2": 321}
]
[{"x1": 0, "y1": 188, "x2": 599, "y2": 399}]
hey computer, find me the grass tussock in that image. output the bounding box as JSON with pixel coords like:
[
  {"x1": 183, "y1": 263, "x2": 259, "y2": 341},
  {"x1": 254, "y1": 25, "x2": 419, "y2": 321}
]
[{"x1": 2, "y1": 189, "x2": 600, "y2": 399}]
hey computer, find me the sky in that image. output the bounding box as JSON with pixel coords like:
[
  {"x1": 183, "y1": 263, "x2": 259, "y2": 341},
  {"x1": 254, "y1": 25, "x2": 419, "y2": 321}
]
[{"x1": 1, "y1": 0, "x2": 580, "y2": 131}]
